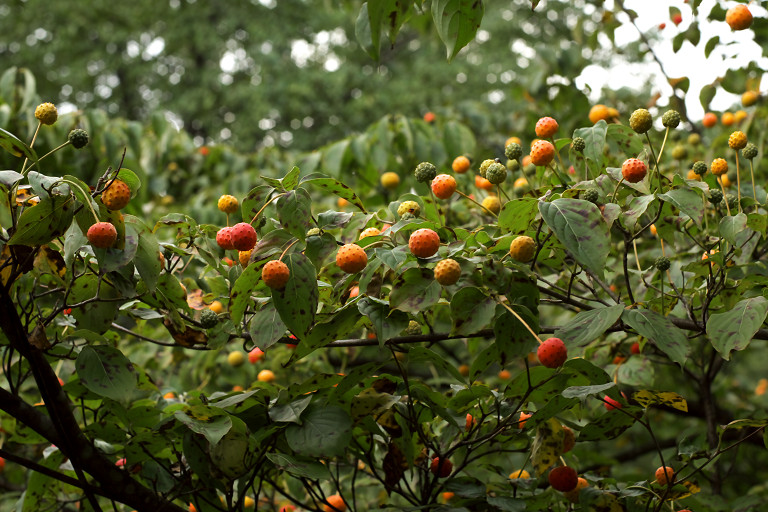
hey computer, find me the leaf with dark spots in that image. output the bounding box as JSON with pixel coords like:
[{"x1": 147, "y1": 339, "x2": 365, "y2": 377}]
[
  {"x1": 76, "y1": 345, "x2": 138, "y2": 401},
  {"x1": 301, "y1": 172, "x2": 366, "y2": 212},
  {"x1": 389, "y1": 267, "x2": 441, "y2": 313},
  {"x1": 578, "y1": 406, "x2": 643, "y2": 441}
]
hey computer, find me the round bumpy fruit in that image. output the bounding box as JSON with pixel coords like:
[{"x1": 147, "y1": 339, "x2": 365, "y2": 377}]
[
  {"x1": 509, "y1": 469, "x2": 530, "y2": 479},
  {"x1": 629, "y1": 108, "x2": 653, "y2": 134},
  {"x1": 230, "y1": 223, "x2": 258, "y2": 251},
  {"x1": 485, "y1": 163, "x2": 507, "y2": 185},
  {"x1": 671, "y1": 145, "x2": 687, "y2": 160},
  {"x1": 359, "y1": 227, "x2": 381, "y2": 240},
  {"x1": 479, "y1": 159, "x2": 495, "y2": 178},
  {"x1": 217, "y1": 195, "x2": 239, "y2": 214},
  {"x1": 200, "y1": 308, "x2": 219, "y2": 329},
  {"x1": 513, "y1": 177, "x2": 530, "y2": 194},
  {"x1": 655, "y1": 466, "x2": 675, "y2": 485},
  {"x1": 430, "y1": 457, "x2": 453, "y2": 478},
  {"x1": 475, "y1": 175, "x2": 494, "y2": 191},
  {"x1": 101, "y1": 180, "x2": 131, "y2": 211},
  {"x1": 537, "y1": 337, "x2": 568, "y2": 368},
  {"x1": 414, "y1": 162, "x2": 437, "y2": 183},
  {"x1": 535, "y1": 116, "x2": 559, "y2": 138},
  {"x1": 702, "y1": 112, "x2": 718, "y2": 127},
  {"x1": 572, "y1": 137, "x2": 586, "y2": 152},
  {"x1": 711, "y1": 158, "x2": 728, "y2": 176},
  {"x1": 431, "y1": 174, "x2": 457, "y2": 199},
  {"x1": 262, "y1": 260, "x2": 290, "y2": 289},
  {"x1": 621, "y1": 158, "x2": 647, "y2": 183},
  {"x1": 434, "y1": 259, "x2": 461, "y2": 286},
  {"x1": 728, "y1": 131, "x2": 748, "y2": 150},
  {"x1": 323, "y1": 495, "x2": 346, "y2": 512},
  {"x1": 336, "y1": 244, "x2": 368, "y2": 273},
  {"x1": 409, "y1": 228, "x2": 440, "y2": 258},
  {"x1": 661, "y1": 110, "x2": 681, "y2": 128},
  {"x1": 530, "y1": 140, "x2": 555, "y2": 166},
  {"x1": 583, "y1": 188, "x2": 599, "y2": 204},
  {"x1": 589, "y1": 104, "x2": 611, "y2": 124},
  {"x1": 742, "y1": 90, "x2": 759, "y2": 107},
  {"x1": 722, "y1": 112, "x2": 735, "y2": 126},
  {"x1": 34, "y1": 102, "x2": 58, "y2": 125},
  {"x1": 482, "y1": 195, "x2": 501, "y2": 214},
  {"x1": 726, "y1": 4, "x2": 752, "y2": 30},
  {"x1": 68, "y1": 128, "x2": 89, "y2": 149},
  {"x1": 404, "y1": 320, "x2": 421, "y2": 335},
  {"x1": 87, "y1": 222, "x2": 118, "y2": 249},
  {"x1": 238, "y1": 250, "x2": 252, "y2": 267},
  {"x1": 548, "y1": 466, "x2": 578, "y2": 492},
  {"x1": 654, "y1": 256, "x2": 671, "y2": 271},
  {"x1": 397, "y1": 200, "x2": 421, "y2": 218},
  {"x1": 693, "y1": 161, "x2": 707, "y2": 176},
  {"x1": 743, "y1": 143, "x2": 758, "y2": 160},
  {"x1": 380, "y1": 171, "x2": 400, "y2": 189},
  {"x1": 509, "y1": 235, "x2": 536, "y2": 262},
  {"x1": 505, "y1": 142, "x2": 523, "y2": 160},
  {"x1": 709, "y1": 189, "x2": 723, "y2": 204},
  {"x1": 452, "y1": 155, "x2": 471, "y2": 173},
  {"x1": 688, "y1": 133, "x2": 701, "y2": 145},
  {"x1": 216, "y1": 227, "x2": 236, "y2": 250}
]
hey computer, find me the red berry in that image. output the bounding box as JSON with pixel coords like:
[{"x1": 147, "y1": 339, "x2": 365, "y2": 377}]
[
  {"x1": 672, "y1": 14, "x2": 682, "y2": 25},
  {"x1": 548, "y1": 466, "x2": 578, "y2": 492},
  {"x1": 230, "y1": 222, "x2": 258, "y2": 251},
  {"x1": 431, "y1": 174, "x2": 457, "y2": 199},
  {"x1": 655, "y1": 465, "x2": 675, "y2": 485},
  {"x1": 630, "y1": 342, "x2": 640, "y2": 355},
  {"x1": 216, "y1": 227, "x2": 236, "y2": 250},
  {"x1": 248, "y1": 347, "x2": 264, "y2": 364},
  {"x1": 535, "y1": 117, "x2": 559, "y2": 138},
  {"x1": 336, "y1": 244, "x2": 368, "y2": 274},
  {"x1": 409, "y1": 228, "x2": 440, "y2": 258},
  {"x1": 262, "y1": 260, "x2": 290, "y2": 289},
  {"x1": 621, "y1": 158, "x2": 647, "y2": 183},
  {"x1": 537, "y1": 337, "x2": 568, "y2": 368},
  {"x1": 430, "y1": 457, "x2": 453, "y2": 478},
  {"x1": 530, "y1": 140, "x2": 555, "y2": 167},
  {"x1": 604, "y1": 395, "x2": 623, "y2": 410},
  {"x1": 87, "y1": 222, "x2": 118, "y2": 249},
  {"x1": 658, "y1": 22, "x2": 666, "y2": 29}
]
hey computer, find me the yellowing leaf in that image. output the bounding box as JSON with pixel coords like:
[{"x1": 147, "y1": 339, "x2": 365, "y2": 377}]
[
  {"x1": 632, "y1": 390, "x2": 688, "y2": 412},
  {"x1": 531, "y1": 418, "x2": 563, "y2": 476}
]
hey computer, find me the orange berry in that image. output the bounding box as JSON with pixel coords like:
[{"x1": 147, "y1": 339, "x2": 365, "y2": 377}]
[
  {"x1": 359, "y1": 227, "x2": 381, "y2": 240},
  {"x1": 509, "y1": 469, "x2": 530, "y2": 479},
  {"x1": 217, "y1": 194, "x2": 239, "y2": 214},
  {"x1": 726, "y1": 4, "x2": 752, "y2": 31},
  {"x1": 208, "y1": 301, "x2": 224, "y2": 314},
  {"x1": 728, "y1": 131, "x2": 748, "y2": 150},
  {"x1": 734, "y1": 110, "x2": 748, "y2": 123},
  {"x1": 458, "y1": 364, "x2": 469, "y2": 376},
  {"x1": 87, "y1": 222, "x2": 118, "y2": 249},
  {"x1": 654, "y1": 465, "x2": 675, "y2": 486},
  {"x1": 562, "y1": 426, "x2": 575, "y2": 453},
  {"x1": 505, "y1": 136, "x2": 522, "y2": 146},
  {"x1": 530, "y1": 140, "x2": 555, "y2": 166},
  {"x1": 336, "y1": 244, "x2": 368, "y2": 273},
  {"x1": 742, "y1": 90, "x2": 759, "y2": 107},
  {"x1": 465, "y1": 413, "x2": 476, "y2": 431},
  {"x1": 257, "y1": 369, "x2": 275, "y2": 383},
  {"x1": 262, "y1": 260, "x2": 290, "y2": 289},
  {"x1": 711, "y1": 158, "x2": 728, "y2": 176},
  {"x1": 498, "y1": 369, "x2": 512, "y2": 380},
  {"x1": 423, "y1": 112, "x2": 435, "y2": 123},
  {"x1": 475, "y1": 175, "x2": 494, "y2": 191},
  {"x1": 687, "y1": 169, "x2": 701, "y2": 180},
  {"x1": 248, "y1": 347, "x2": 264, "y2": 364},
  {"x1": 563, "y1": 477, "x2": 589, "y2": 503},
  {"x1": 430, "y1": 456, "x2": 453, "y2": 477},
  {"x1": 409, "y1": 228, "x2": 440, "y2": 258},
  {"x1": 452, "y1": 155, "x2": 471, "y2": 174},
  {"x1": 337, "y1": 197, "x2": 348, "y2": 209},
  {"x1": 509, "y1": 235, "x2": 536, "y2": 262},
  {"x1": 702, "y1": 112, "x2": 717, "y2": 128},
  {"x1": 621, "y1": 158, "x2": 647, "y2": 183},
  {"x1": 380, "y1": 172, "x2": 400, "y2": 189},
  {"x1": 720, "y1": 174, "x2": 732, "y2": 187},
  {"x1": 431, "y1": 174, "x2": 457, "y2": 199},
  {"x1": 649, "y1": 224, "x2": 657, "y2": 236},
  {"x1": 535, "y1": 116, "x2": 559, "y2": 138},
  {"x1": 721, "y1": 112, "x2": 735, "y2": 126},
  {"x1": 238, "y1": 250, "x2": 252, "y2": 267},
  {"x1": 163, "y1": 391, "x2": 176, "y2": 399},
  {"x1": 589, "y1": 104, "x2": 611, "y2": 124},
  {"x1": 323, "y1": 494, "x2": 346, "y2": 512},
  {"x1": 101, "y1": 180, "x2": 131, "y2": 211},
  {"x1": 434, "y1": 258, "x2": 461, "y2": 286},
  {"x1": 441, "y1": 492, "x2": 455, "y2": 502},
  {"x1": 348, "y1": 285, "x2": 360, "y2": 298},
  {"x1": 755, "y1": 378, "x2": 768, "y2": 396}
]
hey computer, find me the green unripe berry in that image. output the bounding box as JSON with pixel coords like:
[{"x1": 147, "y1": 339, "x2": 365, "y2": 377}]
[
  {"x1": 671, "y1": 144, "x2": 687, "y2": 160},
  {"x1": 306, "y1": 227, "x2": 321, "y2": 237},
  {"x1": 479, "y1": 159, "x2": 495, "y2": 179},
  {"x1": 485, "y1": 162, "x2": 508, "y2": 185},
  {"x1": 743, "y1": 143, "x2": 758, "y2": 160},
  {"x1": 523, "y1": 163, "x2": 536, "y2": 176},
  {"x1": 661, "y1": 110, "x2": 681, "y2": 128},
  {"x1": 506, "y1": 159, "x2": 520, "y2": 172},
  {"x1": 400, "y1": 212, "x2": 416, "y2": 221},
  {"x1": 572, "y1": 137, "x2": 586, "y2": 152},
  {"x1": 725, "y1": 193, "x2": 738, "y2": 210},
  {"x1": 504, "y1": 142, "x2": 522, "y2": 160},
  {"x1": 200, "y1": 308, "x2": 219, "y2": 329},
  {"x1": 687, "y1": 133, "x2": 701, "y2": 146},
  {"x1": 583, "y1": 188, "x2": 600, "y2": 204},
  {"x1": 709, "y1": 189, "x2": 723, "y2": 204},
  {"x1": 692, "y1": 161, "x2": 707, "y2": 176},
  {"x1": 404, "y1": 320, "x2": 421, "y2": 335},
  {"x1": 414, "y1": 162, "x2": 437, "y2": 183},
  {"x1": 68, "y1": 129, "x2": 89, "y2": 149},
  {"x1": 397, "y1": 200, "x2": 421, "y2": 218},
  {"x1": 629, "y1": 108, "x2": 653, "y2": 134},
  {"x1": 654, "y1": 256, "x2": 671, "y2": 272}
]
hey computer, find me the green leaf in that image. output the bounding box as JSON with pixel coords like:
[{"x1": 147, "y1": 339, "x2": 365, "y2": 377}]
[
  {"x1": 0, "y1": 170, "x2": 23, "y2": 186},
  {"x1": 431, "y1": 0, "x2": 485, "y2": 60},
  {"x1": 301, "y1": 172, "x2": 366, "y2": 212},
  {"x1": 704, "y1": 36, "x2": 719, "y2": 58},
  {"x1": 408, "y1": 346, "x2": 465, "y2": 383},
  {"x1": 291, "y1": 300, "x2": 360, "y2": 362},
  {"x1": 116, "y1": 168, "x2": 141, "y2": 197},
  {"x1": 719, "y1": 212, "x2": 748, "y2": 244},
  {"x1": 174, "y1": 405, "x2": 232, "y2": 445},
  {"x1": 573, "y1": 121, "x2": 608, "y2": 171},
  {"x1": 606, "y1": 123, "x2": 645, "y2": 159},
  {"x1": 659, "y1": 187, "x2": 704, "y2": 227},
  {"x1": 285, "y1": 405, "x2": 353, "y2": 458},
  {"x1": 355, "y1": 3, "x2": 379, "y2": 60},
  {"x1": 443, "y1": 120, "x2": 476, "y2": 159},
  {"x1": 276, "y1": 188, "x2": 312, "y2": 240},
  {"x1": 126, "y1": 216, "x2": 162, "y2": 292},
  {"x1": 554, "y1": 305, "x2": 624, "y2": 347},
  {"x1": 248, "y1": 301, "x2": 287, "y2": 350},
  {"x1": 621, "y1": 195, "x2": 656, "y2": 228},
  {"x1": 539, "y1": 198, "x2": 610, "y2": 278},
  {"x1": 389, "y1": 267, "x2": 442, "y2": 313},
  {"x1": 700, "y1": 83, "x2": 717, "y2": 109},
  {"x1": 241, "y1": 185, "x2": 274, "y2": 223},
  {"x1": 706, "y1": 296, "x2": 768, "y2": 360},
  {"x1": 562, "y1": 382, "x2": 615, "y2": 399},
  {"x1": 450, "y1": 287, "x2": 495, "y2": 336},
  {"x1": 269, "y1": 395, "x2": 312, "y2": 423},
  {"x1": 746, "y1": 213, "x2": 767, "y2": 235},
  {"x1": 273, "y1": 252, "x2": 318, "y2": 338},
  {"x1": 578, "y1": 406, "x2": 643, "y2": 441},
  {"x1": 282, "y1": 166, "x2": 301, "y2": 191},
  {"x1": 357, "y1": 296, "x2": 409, "y2": 344},
  {"x1": 230, "y1": 262, "x2": 263, "y2": 325},
  {"x1": 632, "y1": 390, "x2": 688, "y2": 412},
  {"x1": 75, "y1": 345, "x2": 138, "y2": 401},
  {"x1": 622, "y1": 309, "x2": 689, "y2": 365},
  {"x1": 0, "y1": 126, "x2": 38, "y2": 162},
  {"x1": 498, "y1": 197, "x2": 538, "y2": 233},
  {"x1": 494, "y1": 304, "x2": 539, "y2": 364},
  {"x1": 266, "y1": 452, "x2": 329, "y2": 479},
  {"x1": 94, "y1": 222, "x2": 139, "y2": 272},
  {"x1": 7, "y1": 193, "x2": 75, "y2": 245},
  {"x1": 69, "y1": 274, "x2": 120, "y2": 334}
]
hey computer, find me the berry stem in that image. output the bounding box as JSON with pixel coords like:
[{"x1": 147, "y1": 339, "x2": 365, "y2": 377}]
[
  {"x1": 734, "y1": 151, "x2": 742, "y2": 213},
  {"x1": 749, "y1": 160, "x2": 757, "y2": 204},
  {"x1": 18, "y1": 121, "x2": 42, "y2": 178},
  {"x1": 547, "y1": 162, "x2": 568, "y2": 188},
  {"x1": 495, "y1": 298, "x2": 543, "y2": 345},
  {"x1": 456, "y1": 190, "x2": 497, "y2": 218},
  {"x1": 644, "y1": 132, "x2": 662, "y2": 193},
  {"x1": 428, "y1": 187, "x2": 444, "y2": 228},
  {"x1": 549, "y1": 137, "x2": 569, "y2": 182},
  {"x1": 611, "y1": 177, "x2": 624, "y2": 204},
  {"x1": 249, "y1": 194, "x2": 282, "y2": 225},
  {"x1": 21, "y1": 141, "x2": 71, "y2": 177},
  {"x1": 61, "y1": 179, "x2": 100, "y2": 224},
  {"x1": 718, "y1": 178, "x2": 732, "y2": 216},
  {"x1": 497, "y1": 184, "x2": 511, "y2": 202},
  {"x1": 278, "y1": 239, "x2": 300, "y2": 262}
]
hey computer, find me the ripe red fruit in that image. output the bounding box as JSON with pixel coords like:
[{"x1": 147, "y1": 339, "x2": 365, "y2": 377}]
[
  {"x1": 621, "y1": 158, "x2": 647, "y2": 183},
  {"x1": 431, "y1": 174, "x2": 457, "y2": 199},
  {"x1": 630, "y1": 342, "x2": 640, "y2": 355},
  {"x1": 409, "y1": 228, "x2": 441, "y2": 258},
  {"x1": 548, "y1": 465, "x2": 578, "y2": 492},
  {"x1": 604, "y1": 395, "x2": 623, "y2": 410},
  {"x1": 430, "y1": 456, "x2": 453, "y2": 477},
  {"x1": 672, "y1": 14, "x2": 682, "y2": 25},
  {"x1": 655, "y1": 465, "x2": 675, "y2": 485},
  {"x1": 658, "y1": 22, "x2": 666, "y2": 30},
  {"x1": 537, "y1": 337, "x2": 568, "y2": 368},
  {"x1": 0, "y1": 456, "x2": 5, "y2": 472},
  {"x1": 262, "y1": 260, "x2": 291, "y2": 289},
  {"x1": 535, "y1": 117, "x2": 559, "y2": 138},
  {"x1": 726, "y1": 4, "x2": 752, "y2": 31},
  {"x1": 87, "y1": 222, "x2": 117, "y2": 249},
  {"x1": 248, "y1": 347, "x2": 264, "y2": 364},
  {"x1": 562, "y1": 426, "x2": 575, "y2": 453},
  {"x1": 517, "y1": 411, "x2": 532, "y2": 429},
  {"x1": 230, "y1": 222, "x2": 258, "y2": 251},
  {"x1": 101, "y1": 179, "x2": 131, "y2": 211},
  {"x1": 530, "y1": 140, "x2": 555, "y2": 166},
  {"x1": 336, "y1": 244, "x2": 368, "y2": 273},
  {"x1": 216, "y1": 227, "x2": 236, "y2": 250},
  {"x1": 423, "y1": 111, "x2": 436, "y2": 123}
]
